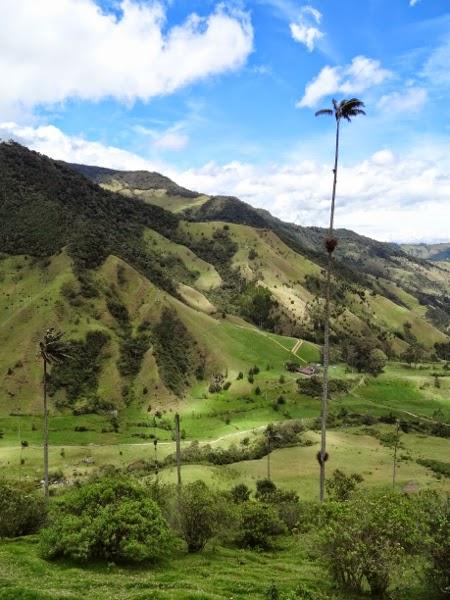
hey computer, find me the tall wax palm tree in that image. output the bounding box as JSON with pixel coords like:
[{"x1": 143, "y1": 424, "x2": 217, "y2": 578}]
[
  {"x1": 315, "y1": 98, "x2": 365, "y2": 501},
  {"x1": 39, "y1": 328, "x2": 70, "y2": 498}
]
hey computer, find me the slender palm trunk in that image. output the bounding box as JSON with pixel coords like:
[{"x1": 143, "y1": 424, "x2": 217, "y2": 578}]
[
  {"x1": 267, "y1": 440, "x2": 271, "y2": 481},
  {"x1": 154, "y1": 443, "x2": 159, "y2": 479},
  {"x1": 392, "y1": 420, "x2": 400, "y2": 489},
  {"x1": 319, "y1": 118, "x2": 340, "y2": 502},
  {"x1": 43, "y1": 358, "x2": 49, "y2": 499},
  {"x1": 175, "y1": 413, "x2": 182, "y2": 487}
]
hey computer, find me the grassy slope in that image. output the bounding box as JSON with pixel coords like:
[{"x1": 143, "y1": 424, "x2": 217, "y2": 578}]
[
  {"x1": 101, "y1": 179, "x2": 210, "y2": 213},
  {"x1": 1, "y1": 534, "x2": 415, "y2": 600},
  {"x1": 179, "y1": 221, "x2": 447, "y2": 345},
  {"x1": 143, "y1": 228, "x2": 222, "y2": 290}
]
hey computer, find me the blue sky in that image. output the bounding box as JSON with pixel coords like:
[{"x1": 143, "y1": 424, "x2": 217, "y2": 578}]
[{"x1": 1, "y1": 0, "x2": 449, "y2": 242}]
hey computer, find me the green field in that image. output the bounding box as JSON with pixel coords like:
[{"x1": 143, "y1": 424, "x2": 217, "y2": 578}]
[{"x1": 0, "y1": 522, "x2": 434, "y2": 600}]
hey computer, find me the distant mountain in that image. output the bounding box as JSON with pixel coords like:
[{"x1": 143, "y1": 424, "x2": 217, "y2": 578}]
[
  {"x1": 66, "y1": 162, "x2": 200, "y2": 198},
  {"x1": 401, "y1": 242, "x2": 450, "y2": 262}
]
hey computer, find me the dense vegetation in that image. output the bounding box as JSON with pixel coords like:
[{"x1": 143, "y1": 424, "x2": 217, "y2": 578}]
[
  {"x1": 1, "y1": 474, "x2": 449, "y2": 599},
  {"x1": 153, "y1": 308, "x2": 205, "y2": 395}
]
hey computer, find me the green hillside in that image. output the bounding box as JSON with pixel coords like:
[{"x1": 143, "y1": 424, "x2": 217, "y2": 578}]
[{"x1": 0, "y1": 142, "x2": 448, "y2": 498}]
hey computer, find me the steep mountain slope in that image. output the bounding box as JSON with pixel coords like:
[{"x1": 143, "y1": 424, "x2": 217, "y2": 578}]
[
  {"x1": 69, "y1": 158, "x2": 449, "y2": 339},
  {"x1": 0, "y1": 142, "x2": 448, "y2": 421},
  {"x1": 72, "y1": 161, "x2": 449, "y2": 298}
]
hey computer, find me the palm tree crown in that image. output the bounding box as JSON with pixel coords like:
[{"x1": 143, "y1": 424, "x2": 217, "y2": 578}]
[
  {"x1": 315, "y1": 98, "x2": 366, "y2": 122},
  {"x1": 39, "y1": 328, "x2": 70, "y2": 364}
]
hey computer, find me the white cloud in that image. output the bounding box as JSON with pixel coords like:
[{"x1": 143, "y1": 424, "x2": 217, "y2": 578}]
[
  {"x1": 290, "y1": 23, "x2": 323, "y2": 52},
  {"x1": 153, "y1": 131, "x2": 189, "y2": 151},
  {"x1": 0, "y1": 121, "x2": 166, "y2": 171},
  {"x1": 2, "y1": 122, "x2": 449, "y2": 243},
  {"x1": 0, "y1": 0, "x2": 253, "y2": 113},
  {"x1": 290, "y1": 5, "x2": 324, "y2": 52},
  {"x1": 178, "y1": 149, "x2": 450, "y2": 243},
  {"x1": 371, "y1": 149, "x2": 395, "y2": 165},
  {"x1": 134, "y1": 123, "x2": 189, "y2": 151},
  {"x1": 377, "y1": 88, "x2": 427, "y2": 113},
  {"x1": 409, "y1": 0, "x2": 422, "y2": 6},
  {"x1": 298, "y1": 56, "x2": 392, "y2": 108}
]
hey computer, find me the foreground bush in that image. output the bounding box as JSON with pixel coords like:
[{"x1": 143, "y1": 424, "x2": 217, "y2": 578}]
[
  {"x1": 236, "y1": 501, "x2": 285, "y2": 549},
  {"x1": 173, "y1": 480, "x2": 228, "y2": 552},
  {"x1": 0, "y1": 480, "x2": 46, "y2": 538},
  {"x1": 424, "y1": 494, "x2": 450, "y2": 597},
  {"x1": 40, "y1": 477, "x2": 172, "y2": 563},
  {"x1": 321, "y1": 491, "x2": 424, "y2": 597}
]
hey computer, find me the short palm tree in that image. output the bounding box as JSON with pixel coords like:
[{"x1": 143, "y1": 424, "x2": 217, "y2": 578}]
[
  {"x1": 153, "y1": 438, "x2": 159, "y2": 477},
  {"x1": 264, "y1": 424, "x2": 281, "y2": 481},
  {"x1": 315, "y1": 98, "x2": 365, "y2": 501},
  {"x1": 39, "y1": 328, "x2": 70, "y2": 498}
]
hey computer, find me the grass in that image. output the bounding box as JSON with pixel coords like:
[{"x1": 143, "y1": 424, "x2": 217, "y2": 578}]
[{"x1": 0, "y1": 533, "x2": 431, "y2": 600}]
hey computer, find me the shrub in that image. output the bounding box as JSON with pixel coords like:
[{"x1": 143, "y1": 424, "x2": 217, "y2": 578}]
[
  {"x1": 236, "y1": 501, "x2": 285, "y2": 549},
  {"x1": 173, "y1": 481, "x2": 225, "y2": 553},
  {"x1": 425, "y1": 494, "x2": 450, "y2": 597},
  {"x1": 326, "y1": 469, "x2": 363, "y2": 501},
  {"x1": 255, "y1": 478, "x2": 277, "y2": 501},
  {"x1": 321, "y1": 491, "x2": 425, "y2": 596},
  {"x1": 0, "y1": 480, "x2": 46, "y2": 538},
  {"x1": 230, "y1": 483, "x2": 251, "y2": 503},
  {"x1": 39, "y1": 477, "x2": 172, "y2": 563}
]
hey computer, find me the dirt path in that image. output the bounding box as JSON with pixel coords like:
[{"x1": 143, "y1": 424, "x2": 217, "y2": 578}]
[
  {"x1": 291, "y1": 339, "x2": 307, "y2": 363},
  {"x1": 0, "y1": 426, "x2": 268, "y2": 453}
]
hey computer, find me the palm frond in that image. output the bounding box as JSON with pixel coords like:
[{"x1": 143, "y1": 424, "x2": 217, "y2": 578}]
[{"x1": 315, "y1": 109, "x2": 333, "y2": 117}]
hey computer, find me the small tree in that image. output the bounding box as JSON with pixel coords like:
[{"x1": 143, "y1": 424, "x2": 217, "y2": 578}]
[
  {"x1": 39, "y1": 477, "x2": 172, "y2": 563},
  {"x1": 401, "y1": 342, "x2": 425, "y2": 368},
  {"x1": 426, "y1": 495, "x2": 450, "y2": 597},
  {"x1": 39, "y1": 328, "x2": 70, "y2": 498},
  {"x1": 174, "y1": 481, "x2": 223, "y2": 552},
  {"x1": 231, "y1": 483, "x2": 251, "y2": 503},
  {"x1": 236, "y1": 501, "x2": 285, "y2": 549},
  {"x1": 0, "y1": 480, "x2": 46, "y2": 538},
  {"x1": 322, "y1": 491, "x2": 424, "y2": 596},
  {"x1": 326, "y1": 469, "x2": 363, "y2": 501}
]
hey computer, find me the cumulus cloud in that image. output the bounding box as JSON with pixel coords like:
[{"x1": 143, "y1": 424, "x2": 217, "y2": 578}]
[
  {"x1": 2, "y1": 122, "x2": 449, "y2": 243},
  {"x1": 178, "y1": 149, "x2": 450, "y2": 243},
  {"x1": 0, "y1": 121, "x2": 165, "y2": 170},
  {"x1": 377, "y1": 87, "x2": 427, "y2": 113},
  {"x1": 409, "y1": 0, "x2": 422, "y2": 6},
  {"x1": 290, "y1": 5, "x2": 324, "y2": 52},
  {"x1": 298, "y1": 56, "x2": 392, "y2": 108},
  {"x1": 0, "y1": 0, "x2": 253, "y2": 112}
]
